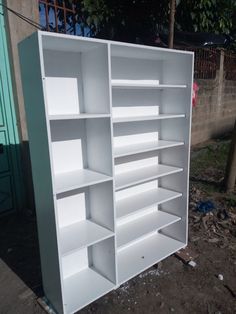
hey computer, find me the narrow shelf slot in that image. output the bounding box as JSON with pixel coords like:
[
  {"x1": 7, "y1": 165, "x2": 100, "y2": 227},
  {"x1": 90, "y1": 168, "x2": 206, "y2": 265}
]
[
  {"x1": 111, "y1": 79, "x2": 187, "y2": 89},
  {"x1": 117, "y1": 210, "x2": 181, "y2": 248},
  {"x1": 115, "y1": 164, "x2": 183, "y2": 191},
  {"x1": 49, "y1": 113, "x2": 110, "y2": 120},
  {"x1": 64, "y1": 268, "x2": 114, "y2": 314},
  {"x1": 117, "y1": 233, "x2": 184, "y2": 284},
  {"x1": 55, "y1": 169, "x2": 112, "y2": 194},
  {"x1": 117, "y1": 187, "x2": 182, "y2": 220},
  {"x1": 60, "y1": 220, "x2": 114, "y2": 256},
  {"x1": 113, "y1": 114, "x2": 185, "y2": 123},
  {"x1": 114, "y1": 140, "x2": 184, "y2": 158}
]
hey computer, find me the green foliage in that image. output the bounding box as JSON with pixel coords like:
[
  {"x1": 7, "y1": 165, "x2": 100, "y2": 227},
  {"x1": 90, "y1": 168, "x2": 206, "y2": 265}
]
[
  {"x1": 176, "y1": 0, "x2": 236, "y2": 34},
  {"x1": 75, "y1": 0, "x2": 111, "y2": 36},
  {"x1": 52, "y1": 0, "x2": 236, "y2": 41}
]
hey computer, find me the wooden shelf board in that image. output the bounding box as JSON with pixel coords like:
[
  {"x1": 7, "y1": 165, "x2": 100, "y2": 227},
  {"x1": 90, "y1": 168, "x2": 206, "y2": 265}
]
[
  {"x1": 117, "y1": 210, "x2": 181, "y2": 248},
  {"x1": 49, "y1": 113, "x2": 110, "y2": 120},
  {"x1": 117, "y1": 187, "x2": 182, "y2": 220},
  {"x1": 113, "y1": 114, "x2": 185, "y2": 123},
  {"x1": 55, "y1": 169, "x2": 112, "y2": 194},
  {"x1": 115, "y1": 164, "x2": 183, "y2": 191},
  {"x1": 111, "y1": 80, "x2": 187, "y2": 89},
  {"x1": 60, "y1": 220, "x2": 114, "y2": 256},
  {"x1": 117, "y1": 233, "x2": 185, "y2": 285},
  {"x1": 114, "y1": 140, "x2": 184, "y2": 158}
]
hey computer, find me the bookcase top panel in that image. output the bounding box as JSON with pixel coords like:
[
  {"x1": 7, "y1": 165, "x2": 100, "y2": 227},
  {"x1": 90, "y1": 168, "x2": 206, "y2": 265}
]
[{"x1": 39, "y1": 31, "x2": 194, "y2": 59}]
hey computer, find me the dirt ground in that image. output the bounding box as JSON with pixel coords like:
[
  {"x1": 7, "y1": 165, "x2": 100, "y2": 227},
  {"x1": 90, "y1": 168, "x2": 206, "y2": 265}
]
[{"x1": 0, "y1": 138, "x2": 236, "y2": 314}]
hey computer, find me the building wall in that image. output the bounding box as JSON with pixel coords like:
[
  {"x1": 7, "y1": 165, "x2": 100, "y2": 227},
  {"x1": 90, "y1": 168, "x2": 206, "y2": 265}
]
[
  {"x1": 191, "y1": 76, "x2": 236, "y2": 145},
  {"x1": 4, "y1": 0, "x2": 39, "y2": 210}
]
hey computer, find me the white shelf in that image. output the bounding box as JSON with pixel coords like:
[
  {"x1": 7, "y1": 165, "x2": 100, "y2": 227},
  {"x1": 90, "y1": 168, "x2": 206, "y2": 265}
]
[
  {"x1": 114, "y1": 140, "x2": 184, "y2": 158},
  {"x1": 117, "y1": 210, "x2": 181, "y2": 248},
  {"x1": 60, "y1": 220, "x2": 114, "y2": 256},
  {"x1": 49, "y1": 113, "x2": 110, "y2": 120},
  {"x1": 55, "y1": 169, "x2": 112, "y2": 194},
  {"x1": 113, "y1": 114, "x2": 185, "y2": 123},
  {"x1": 64, "y1": 268, "x2": 114, "y2": 314},
  {"x1": 116, "y1": 187, "x2": 182, "y2": 220},
  {"x1": 111, "y1": 80, "x2": 187, "y2": 89},
  {"x1": 117, "y1": 233, "x2": 185, "y2": 284},
  {"x1": 115, "y1": 164, "x2": 183, "y2": 191}
]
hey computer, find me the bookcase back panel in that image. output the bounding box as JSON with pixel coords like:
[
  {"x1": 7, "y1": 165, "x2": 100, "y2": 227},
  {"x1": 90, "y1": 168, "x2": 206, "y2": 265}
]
[
  {"x1": 50, "y1": 119, "x2": 113, "y2": 176},
  {"x1": 43, "y1": 50, "x2": 84, "y2": 115},
  {"x1": 116, "y1": 180, "x2": 158, "y2": 201},
  {"x1": 115, "y1": 154, "x2": 159, "y2": 175},
  {"x1": 162, "y1": 55, "x2": 193, "y2": 85},
  {"x1": 160, "y1": 219, "x2": 187, "y2": 244},
  {"x1": 159, "y1": 118, "x2": 189, "y2": 143},
  {"x1": 112, "y1": 89, "x2": 160, "y2": 118},
  {"x1": 57, "y1": 188, "x2": 88, "y2": 227},
  {"x1": 111, "y1": 56, "x2": 162, "y2": 81},
  {"x1": 161, "y1": 89, "x2": 190, "y2": 115},
  {"x1": 160, "y1": 196, "x2": 187, "y2": 219},
  {"x1": 111, "y1": 43, "x2": 182, "y2": 61},
  {"x1": 62, "y1": 248, "x2": 89, "y2": 279},
  {"x1": 113, "y1": 121, "x2": 160, "y2": 148},
  {"x1": 50, "y1": 120, "x2": 87, "y2": 174},
  {"x1": 42, "y1": 35, "x2": 104, "y2": 53}
]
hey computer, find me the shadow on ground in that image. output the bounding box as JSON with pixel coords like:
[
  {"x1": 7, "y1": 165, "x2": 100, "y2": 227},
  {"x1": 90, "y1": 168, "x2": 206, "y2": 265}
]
[{"x1": 0, "y1": 212, "x2": 43, "y2": 296}]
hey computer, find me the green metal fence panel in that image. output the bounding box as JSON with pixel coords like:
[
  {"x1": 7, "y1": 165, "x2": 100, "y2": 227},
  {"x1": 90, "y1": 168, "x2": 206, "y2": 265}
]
[{"x1": 0, "y1": 0, "x2": 24, "y2": 213}]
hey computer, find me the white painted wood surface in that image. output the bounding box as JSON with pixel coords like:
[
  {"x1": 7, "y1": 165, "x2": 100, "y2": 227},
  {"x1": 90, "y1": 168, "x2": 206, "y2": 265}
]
[
  {"x1": 60, "y1": 220, "x2": 114, "y2": 255},
  {"x1": 115, "y1": 164, "x2": 183, "y2": 190},
  {"x1": 117, "y1": 233, "x2": 185, "y2": 284},
  {"x1": 19, "y1": 31, "x2": 193, "y2": 314},
  {"x1": 117, "y1": 210, "x2": 181, "y2": 248},
  {"x1": 116, "y1": 187, "x2": 182, "y2": 220}
]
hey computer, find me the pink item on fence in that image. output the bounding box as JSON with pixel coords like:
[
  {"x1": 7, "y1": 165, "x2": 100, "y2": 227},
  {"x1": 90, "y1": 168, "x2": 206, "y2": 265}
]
[{"x1": 192, "y1": 82, "x2": 199, "y2": 107}]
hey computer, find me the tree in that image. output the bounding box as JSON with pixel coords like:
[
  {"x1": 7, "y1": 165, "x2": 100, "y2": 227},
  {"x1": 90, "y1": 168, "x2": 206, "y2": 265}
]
[
  {"x1": 168, "y1": 0, "x2": 176, "y2": 48},
  {"x1": 175, "y1": 0, "x2": 236, "y2": 35},
  {"x1": 40, "y1": 0, "x2": 236, "y2": 44},
  {"x1": 224, "y1": 120, "x2": 236, "y2": 193}
]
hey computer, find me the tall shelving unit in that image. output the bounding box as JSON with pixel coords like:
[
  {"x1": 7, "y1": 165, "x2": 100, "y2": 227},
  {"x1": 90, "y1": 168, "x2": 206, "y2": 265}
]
[{"x1": 19, "y1": 31, "x2": 193, "y2": 314}]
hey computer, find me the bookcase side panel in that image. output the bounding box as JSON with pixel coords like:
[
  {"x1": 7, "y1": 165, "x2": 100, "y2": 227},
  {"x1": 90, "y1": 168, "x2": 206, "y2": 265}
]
[{"x1": 19, "y1": 33, "x2": 64, "y2": 313}]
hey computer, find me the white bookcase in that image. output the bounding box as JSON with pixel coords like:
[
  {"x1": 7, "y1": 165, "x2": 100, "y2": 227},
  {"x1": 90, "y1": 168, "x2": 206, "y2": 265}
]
[{"x1": 19, "y1": 31, "x2": 193, "y2": 314}]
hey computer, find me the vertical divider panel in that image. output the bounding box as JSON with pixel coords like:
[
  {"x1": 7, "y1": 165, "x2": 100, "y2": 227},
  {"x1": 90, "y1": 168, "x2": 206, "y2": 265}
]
[{"x1": 107, "y1": 43, "x2": 118, "y2": 286}]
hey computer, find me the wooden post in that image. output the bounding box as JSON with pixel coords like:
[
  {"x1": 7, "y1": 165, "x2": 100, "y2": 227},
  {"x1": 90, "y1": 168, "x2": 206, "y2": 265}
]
[
  {"x1": 168, "y1": 0, "x2": 176, "y2": 49},
  {"x1": 224, "y1": 119, "x2": 236, "y2": 193}
]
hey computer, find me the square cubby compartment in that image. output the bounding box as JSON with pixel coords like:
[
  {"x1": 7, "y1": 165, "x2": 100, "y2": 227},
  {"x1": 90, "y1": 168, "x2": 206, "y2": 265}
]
[
  {"x1": 56, "y1": 181, "x2": 114, "y2": 255},
  {"x1": 50, "y1": 119, "x2": 113, "y2": 193},
  {"x1": 42, "y1": 40, "x2": 110, "y2": 117},
  {"x1": 61, "y1": 237, "x2": 116, "y2": 313}
]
